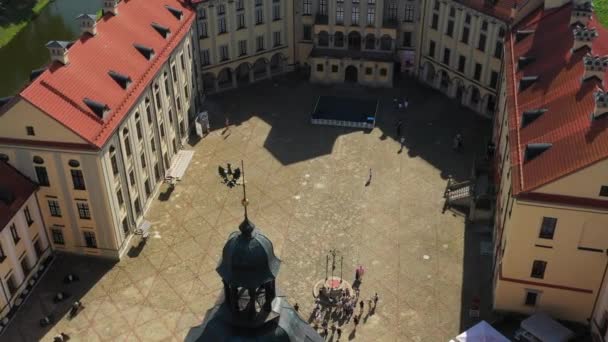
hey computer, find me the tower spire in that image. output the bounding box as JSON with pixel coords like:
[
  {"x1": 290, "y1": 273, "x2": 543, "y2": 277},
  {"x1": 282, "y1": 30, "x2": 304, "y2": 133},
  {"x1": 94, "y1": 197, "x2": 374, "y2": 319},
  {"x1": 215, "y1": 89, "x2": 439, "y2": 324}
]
[{"x1": 238, "y1": 160, "x2": 254, "y2": 237}]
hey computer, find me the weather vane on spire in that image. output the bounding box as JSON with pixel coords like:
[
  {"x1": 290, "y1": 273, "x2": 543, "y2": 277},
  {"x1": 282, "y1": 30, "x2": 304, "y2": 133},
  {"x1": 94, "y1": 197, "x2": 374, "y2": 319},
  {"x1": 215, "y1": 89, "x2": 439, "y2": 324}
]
[{"x1": 240, "y1": 160, "x2": 248, "y2": 219}]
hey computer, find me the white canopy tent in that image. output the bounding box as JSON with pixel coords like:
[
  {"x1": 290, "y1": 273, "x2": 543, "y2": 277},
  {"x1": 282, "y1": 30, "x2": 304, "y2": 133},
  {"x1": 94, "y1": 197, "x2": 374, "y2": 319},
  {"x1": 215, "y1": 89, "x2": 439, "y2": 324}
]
[{"x1": 449, "y1": 321, "x2": 509, "y2": 342}]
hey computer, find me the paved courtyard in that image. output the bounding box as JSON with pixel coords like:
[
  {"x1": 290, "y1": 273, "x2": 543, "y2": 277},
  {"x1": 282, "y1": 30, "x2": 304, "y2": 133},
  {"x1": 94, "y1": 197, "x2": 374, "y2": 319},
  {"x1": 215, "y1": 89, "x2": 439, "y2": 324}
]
[{"x1": 3, "y1": 77, "x2": 492, "y2": 341}]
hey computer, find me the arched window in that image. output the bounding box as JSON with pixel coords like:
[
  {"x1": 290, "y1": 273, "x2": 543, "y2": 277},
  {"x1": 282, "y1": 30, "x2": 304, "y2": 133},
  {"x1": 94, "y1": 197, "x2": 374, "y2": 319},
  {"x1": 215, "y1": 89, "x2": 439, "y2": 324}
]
[
  {"x1": 109, "y1": 145, "x2": 119, "y2": 176},
  {"x1": 122, "y1": 128, "x2": 132, "y2": 156},
  {"x1": 33, "y1": 156, "x2": 49, "y2": 186}
]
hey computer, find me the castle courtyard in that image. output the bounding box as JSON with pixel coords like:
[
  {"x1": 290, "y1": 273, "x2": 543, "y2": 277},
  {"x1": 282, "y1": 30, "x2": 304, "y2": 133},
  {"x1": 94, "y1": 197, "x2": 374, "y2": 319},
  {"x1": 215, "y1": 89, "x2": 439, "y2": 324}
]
[{"x1": 2, "y1": 77, "x2": 493, "y2": 341}]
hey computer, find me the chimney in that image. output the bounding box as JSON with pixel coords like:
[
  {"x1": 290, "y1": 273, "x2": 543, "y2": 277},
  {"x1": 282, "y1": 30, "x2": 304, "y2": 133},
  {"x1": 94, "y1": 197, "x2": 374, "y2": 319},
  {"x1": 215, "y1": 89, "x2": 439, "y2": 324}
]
[
  {"x1": 583, "y1": 54, "x2": 608, "y2": 83},
  {"x1": 76, "y1": 14, "x2": 97, "y2": 36},
  {"x1": 572, "y1": 26, "x2": 598, "y2": 52},
  {"x1": 570, "y1": 1, "x2": 593, "y2": 26},
  {"x1": 102, "y1": 0, "x2": 119, "y2": 16},
  {"x1": 592, "y1": 89, "x2": 608, "y2": 120},
  {"x1": 45, "y1": 41, "x2": 71, "y2": 65}
]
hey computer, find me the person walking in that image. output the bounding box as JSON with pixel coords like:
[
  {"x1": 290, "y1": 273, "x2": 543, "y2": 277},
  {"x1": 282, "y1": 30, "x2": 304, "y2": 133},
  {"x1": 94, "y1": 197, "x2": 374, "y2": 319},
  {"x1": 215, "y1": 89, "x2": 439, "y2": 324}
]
[
  {"x1": 336, "y1": 327, "x2": 342, "y2": 340},
  {"x1": 359, "y1": 300, "x2": 364, "y2": 313},
  {"x1": 353, "y1": 315, "x2": 360, "y2": 328},
  {"x1": 294, "y1": 302, "x2": 299, "y2": 312}
]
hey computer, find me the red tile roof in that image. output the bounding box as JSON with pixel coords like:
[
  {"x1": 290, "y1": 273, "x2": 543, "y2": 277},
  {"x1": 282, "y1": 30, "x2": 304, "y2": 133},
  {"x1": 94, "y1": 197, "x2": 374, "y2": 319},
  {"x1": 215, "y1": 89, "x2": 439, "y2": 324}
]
[
  {"x1": 505, "y1": 4, "x2": 608, "y2": 195},
  {"x1": 19, "y1": 0, "x2": 195, "y2": 149},
  {"x1": 458, "y1": 0, "x2": 518, "y2": 22},
  {"x1": 0, "y1": 162, "x2": 38, "y2": 230}
]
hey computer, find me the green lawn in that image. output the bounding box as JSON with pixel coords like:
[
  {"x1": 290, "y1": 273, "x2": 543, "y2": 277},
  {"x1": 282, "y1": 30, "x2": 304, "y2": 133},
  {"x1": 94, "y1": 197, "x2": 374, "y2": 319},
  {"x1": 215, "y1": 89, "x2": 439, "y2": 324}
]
[
  {"x1": 598, "y1": 0, "x2": 608, "y2": 29},
  {"x1": 0, "y1": 0, "x2": 51, "y2": 48}
]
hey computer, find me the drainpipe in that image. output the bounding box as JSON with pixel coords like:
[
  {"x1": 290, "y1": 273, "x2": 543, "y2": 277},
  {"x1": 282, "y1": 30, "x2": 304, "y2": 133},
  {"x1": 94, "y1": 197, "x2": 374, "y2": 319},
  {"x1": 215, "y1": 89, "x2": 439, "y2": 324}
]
[
  {"x1": 416, "y1": 0, "x2": 428, "y2": 78},
  {"x1": 590, "y1": 249, "x2": 608, "y2": 324}
]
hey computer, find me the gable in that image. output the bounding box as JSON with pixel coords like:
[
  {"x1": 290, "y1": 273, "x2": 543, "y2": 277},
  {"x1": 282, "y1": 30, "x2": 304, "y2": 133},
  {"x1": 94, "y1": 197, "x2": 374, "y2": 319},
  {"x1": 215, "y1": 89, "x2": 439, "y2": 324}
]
[
  {"x1": 0, "y1": 99, "x2": 88, "y2": 145},
  {"x1": 535, "y1": 158, "x2": 608, "y2": 200}
]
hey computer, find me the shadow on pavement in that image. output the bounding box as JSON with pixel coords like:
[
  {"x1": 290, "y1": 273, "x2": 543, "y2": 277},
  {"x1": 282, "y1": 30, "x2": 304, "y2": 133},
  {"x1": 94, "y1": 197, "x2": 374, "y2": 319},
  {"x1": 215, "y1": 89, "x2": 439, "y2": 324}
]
[
  {"x1": 1, "y1": 253, "x2": 115, "y2": 341},
  {"x1": 201, "y1": 76, "x2": 491, "y2": 183}
]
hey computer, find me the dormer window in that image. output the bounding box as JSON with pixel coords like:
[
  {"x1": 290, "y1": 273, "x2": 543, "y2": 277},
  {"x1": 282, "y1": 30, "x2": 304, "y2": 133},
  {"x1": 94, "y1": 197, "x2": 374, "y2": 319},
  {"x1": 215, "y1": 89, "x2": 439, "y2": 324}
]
[
  {"x1": 519, "y1": 76, "x2": 538, "y2": 91},
  {"x1": 524, "y1": 143, "x2": 552, "y2": 162},
  {"x1": 165, "y1": 5, "x2": 183, "y2": 20},
  {"x1": 83, "y1": 98, "x2": 109, "y2": 119},
  {"x1": 108, "y1": 70, "x2": 132, "y2": 89},
  {"x1": 133, "y1": 44, "x2": 155, "y2": 60},
  {"x1": 151, "y1": 22, "x2": 171, "y2": 39}
]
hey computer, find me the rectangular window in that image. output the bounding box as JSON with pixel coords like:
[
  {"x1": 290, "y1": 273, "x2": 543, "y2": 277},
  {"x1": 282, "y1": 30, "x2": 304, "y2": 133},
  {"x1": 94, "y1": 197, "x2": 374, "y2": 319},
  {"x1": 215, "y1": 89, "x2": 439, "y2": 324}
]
[
  {"x1": 129, "y1": 170, "x2": 135, "y2": 186},
  {"x1": 140, "y1": 153, "x2": 146, "y2": 169},
  {"x1": 236, "y1": 0, "x2": 244, "y2": 10},
  {"x1": 24, "y1": 206, "x2": 33, "y2": 226},
  {"x1": 525, "y1": 291, "x2": 538, "y2": 306},
  {"x1": 218, "y1": 17, "x2": 227, "y2": 33},
  {"x1": 433, "y1": 0, "x2": 440, "y2": 10},
  {"x1": 317, "y1": 64, "x2": 323, "y2": 72},
  {"x1": 458, "y1": 55, "x2": 466, "y2": 73},
  {"x1": 77, "y1": 202, "x2": 91, "y2": 220},
  {"x1": 146, "y1": 100, "x2": 152, "y2": 124},
  {"x1": 303, "y1": 0, "x2": 312, "y2": 15},
  {"x1": 145, "y1": 179, "x2": 152, "y2": 198},
  {"x1": 110, "y1": 153, "x2": 119, "y2": 176},
  {"x1": 255, "y1": 0, "x2": 262, "y2": 6},
  {"x1": 332, "y1": 65, "x2": 339, "y2": 73},
  {"x1": 51, "y1": 228, "x2": 64, "y2": 245},
  {"x1": 303, "y1": 25, "x2": 312, "y2": 40},
  {"x1": 171, "y1": 65, "x2": 177, "y2": 83},
  {"x1": 21, "y1": 257, "x2": 29, "y2": 276},
  {"x1": 26, "y1": 126, "x2": 35, "y2": 136},
  {"x1": 600, "y1": 186, "x2": 608, "y2": 197},
  {"x1": 351, "y1": 6, "x2": 360, "y2": 25},
  {"x1": 539, "y1": 217, "x2": 557, "y2": 239},
  {"x1": 257, "y1": 36, "x2": 265, "y2": 51},
  {"x1": 531, "y1": 260, "x2": 547, "y2": 279},
  {"x1": 429, "y1": 40, "x2": 436, "y2": 58},
  {"x1": 320, "y1": 0, "x2": 327, "y2": 15},
  {"x1": 237, "y1": 13, "x2": 245, "y2": 29},
  {"x1": 10, "y1": 224, "x2": 19, "y2": 244},
  {"x1": 273, "y1": 31, "x2": 281, "y2": 46},
  {"x1": 461, "y1": 26, "x2": 470, "y2": 44},
  {"x1": 122, "y1": 217, "x2": 129, "y2": 235},
  {"x1": 184, "y1": 84, "x2": 189, "y2": 100},
  {"x1": 336, "y1": 5, "x2": 344, "y2": 24},
  {"x1": 136, "y1": 120, "x2": 143, "y2": 140},
  {"x1": 33, "y1": 239, "x2": 42, "y2": 258},
  {"x1": 474, "y1": 63, "x2": 482, "y2": 81},
  {"x1": 150, "y1": 137, "x2": 156, "y2": 152},
  {"x1": 164, "y1": 75, "x2": 171, "y2": 96},
  {"x1": 154, "y1": 163, "x2": 160, "y2": 182},
  {"x1": 48, "y1": 200, "x2": 62, "y2": 217},
  {"x1": 201, "y1": 49, "x2": 210, "y2": 66},
  {"x1": 431, "y1": 13, "x2": 438, "y2": 30},
  {"x1": 404, "y1": 5, "x2": 414, "y2": 22},
  {"x1": 180, "y1": 54, "x2": 185, "y2": 70},
  {"x1": 117, "y1": 187, "x2": 124, "y2": 207},
  {"x1": 83, "y1": 231, "x2": 97, "y2": 248},
  {"x1": 273, "y1": 4, "x2": 281, "y2": 20},
  {"x1": 199, "y1": 20, "x2": 208, "y2": 38},
  {"x1": 481, "y1": 20, "x2": 488, "y2": 31},
  {"x1": 7, "y1": 274, "x2": 17, "y2": 296},
  {"x1": 220, "y1": 45, "x2": 229, "y2": 61},
  {"x1": 478, "y1": 33, "x2": 486, "y2": 51},
  {"x1": 449, "y1": 6, "x2": 455, "y2": 17},
  {"x1": 124, "y1": 135, "x2": 132, "y2": 156},
  {"x1": 465, "y1": 13, "x2": 471, "y2": 24},
  {"x1": 35, "y1": 166, "x2": 49, "y2": 187},
  {"x1": 0, "y1": 243, "x2": 4, "y2": 260},
  {"x1": 256, "y1": 8, "x2": 264, "y2": 24},
  {"x1": 494, "y1": 40, "x2": 503, "y2": 59},
  {"x1": 490, "y1": 71, "x2": 499, "y2": 89},
  {"x1": 176, "y1": 97, "x2": 182, "y2": 112},
  {"x1": 217, "y1": 4, "x2": 225, "y2": 15},
  {"x1": 446, "y1": 20, "x2": 454, "y2": 37},
  {"x1": 71, "y1": 169, "x2": 86, "y2": 190},
  {"x1": 134, "y1": 197, "x2": 142, "y2": 217},
  {"x1": 367, "y1": 7, "x2": 375, "y2": 25},
  {"x1": 160, "y1": 123, "x2": 165, "y2": 137},
  {"x1": 387, "y1": 2, "x2": 397, "y2": 20},
  {"x1": 443, "y1": 48, "x2": 451, "y2": 65},
  {"x1": 402, "y1": 32, "x2": 412, "y2": 47}
]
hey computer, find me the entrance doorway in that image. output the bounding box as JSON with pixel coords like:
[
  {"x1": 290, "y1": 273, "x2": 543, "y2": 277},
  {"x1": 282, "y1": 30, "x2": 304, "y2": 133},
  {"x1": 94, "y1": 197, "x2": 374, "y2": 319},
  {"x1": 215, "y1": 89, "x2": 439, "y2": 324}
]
[{"x1": 345, "y1": 66, "x2": 358, "y2": 83}]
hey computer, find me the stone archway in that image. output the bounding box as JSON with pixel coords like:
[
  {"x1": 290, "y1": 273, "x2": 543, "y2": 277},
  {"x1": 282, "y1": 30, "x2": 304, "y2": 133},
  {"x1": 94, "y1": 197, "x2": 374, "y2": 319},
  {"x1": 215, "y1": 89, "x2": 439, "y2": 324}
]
[
  {"x1": 348, "y1": 31, "x2": 362, "y2": 51},
  {"x1": 422, "y1": 62, "x2": 436, "y2": 85},
  {"x1": 345, "y1": 65, "x2": 358, "y2": 83},
  {"x1": 380, "y1": 35, "x2": 392, "y2": 51},
  {"x1": 318, "y1": 31, "x2": 329, "y2": 47},
  {"x1": 270, "y1": 53, "x2": 285, "y2": 74},
  {"x1": 253, "y1": 58, "x2": 269, "y2": 80},
  {"x1": 202, "y1": 72, "x2": 216, "y2": 93},
  {"x1": 484, "y1": 94, "x2": 497, "y2": 115},
  {"x1": 364, "y1": 34, "x2": 375, "y2": 50},
  {"x1": 236, "y1": 62, "x2": 252, "y2": 86},
  {"x1": 217, "y1": 68, "x2": 233, "y2": 89},
  {"x1": 334, "y1": 32, "x2": 345, "y2": 48},
  {"x1": 439, "y1": 70, "x2": 450, "y2": 93},
  {"x1": 470, "y1": 86, "x2": 481, "y2": 110}
]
